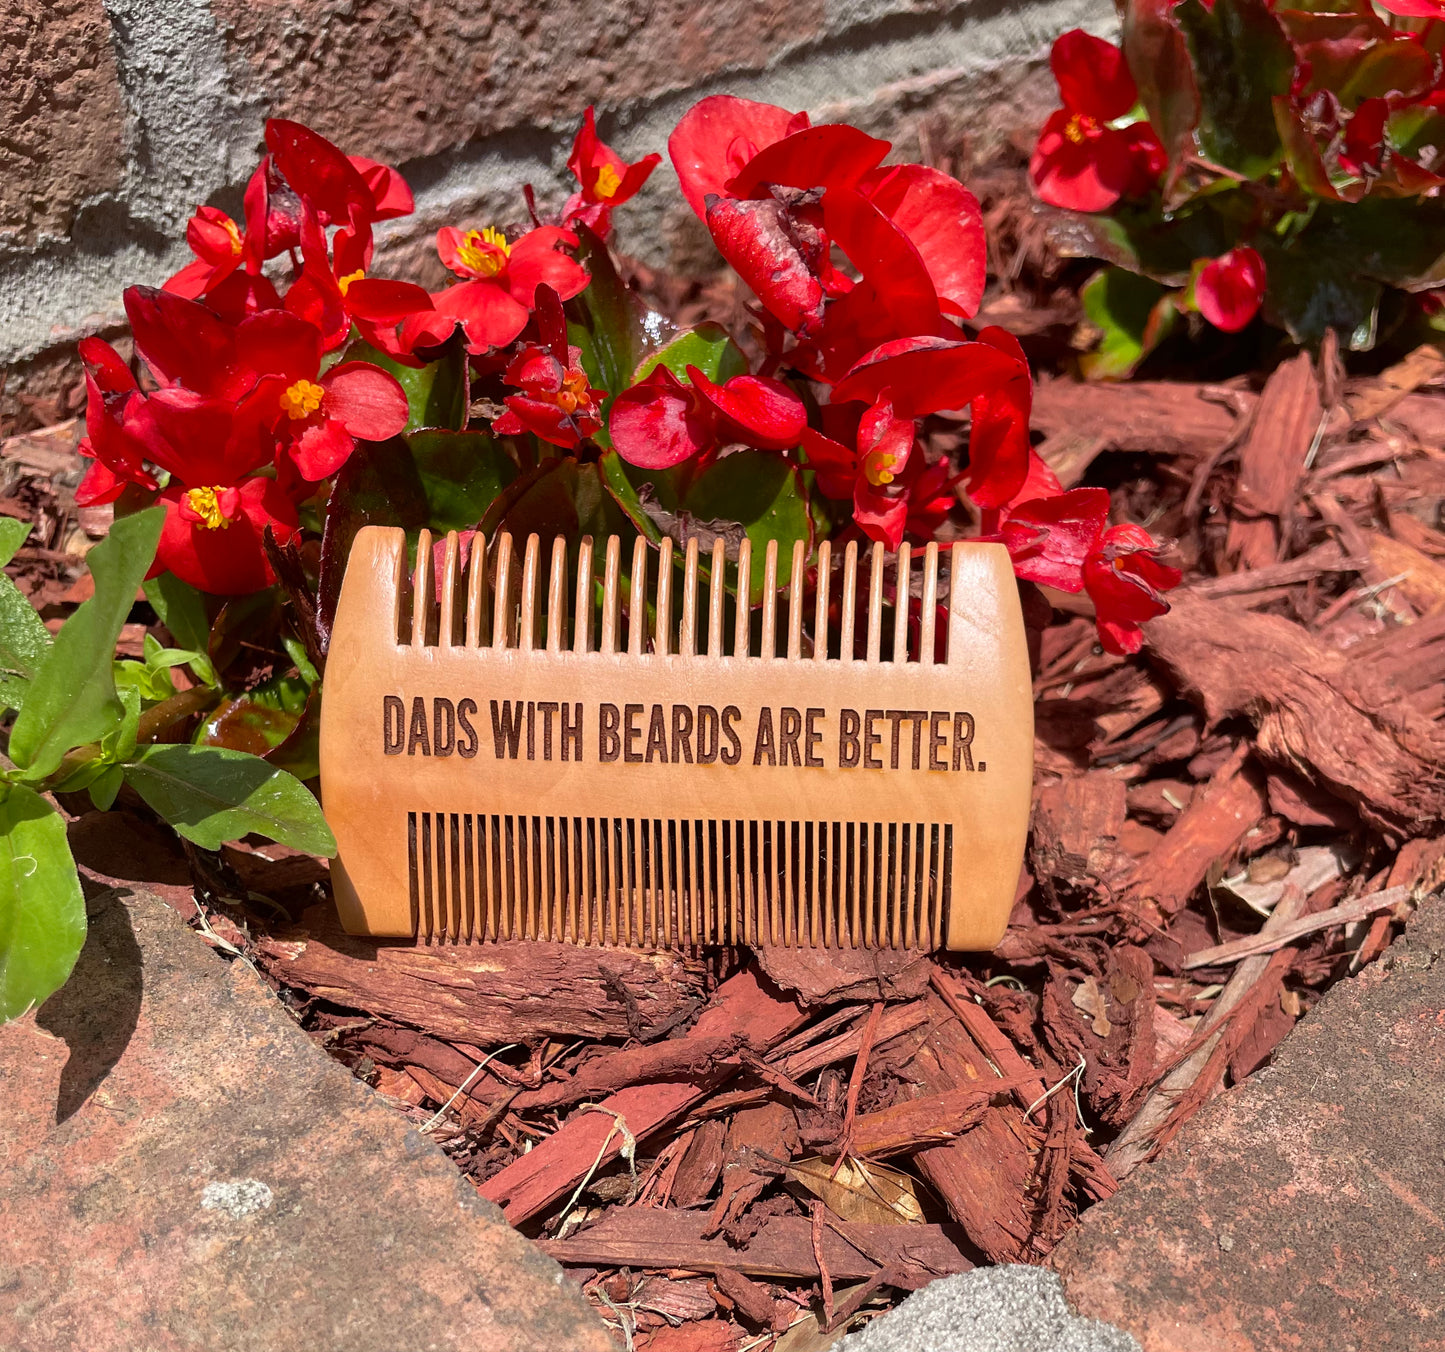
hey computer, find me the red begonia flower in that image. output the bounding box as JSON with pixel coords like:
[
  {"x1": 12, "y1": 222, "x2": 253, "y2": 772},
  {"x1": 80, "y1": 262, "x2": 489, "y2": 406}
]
[
  {"x1": 409, "y1": 225, "x2": 589, "y2": 353},
  {"x1": 964, "y1": 327, "x2": 1033, "y2": 510},
  {"x1": 831, "y1": 335, "x2": 1025, "y2": 418},
  {"x1": 1083, "y1": 522, "x2": 1181, "y2": 654},
  {"x1": 609, "y1": 366, "x2": 712, "y2": 469},
  {"x1": 686, "y1": 366, "x2": 806, "y2": 451},
  {"x1": 493, "y1": 342, "x2": 603, "y2": 448},
  {"x1": 668, "y1": 96, "x2": 810, "y2": 219},
  {"x1": 994, "y1": 486, "x2": 1111, "y2": 592},
  {"x1": 75, "y1": 337, "x2": 156, "y2": 505},
  {"x1": 1031, "y1": 30, "x2": 1147, "y2": 213},
  {"x1": 283, "y1": 206, "x2": 376, "y2": 351},
  {"x1": 563, "y1": 106, "x2": 661, "y2": 234},
  {"x1": 704, "y1": 196, "x2": 827, "y2": 336},
  {"x1": 800, "y1": 395, "x2": 919, "y2": 549},
  {"x1": 856, "y1": 164, "x2": 986, "y2": 319},
  {"x1": 127, "y1": 386, "x2": 278, "y2": 487},
  {"x1": 163, "y1": 206, "x2": 252, "y2": 301},
  {"x1": 610, "y1": 363, "x2": 806, "y2": 468},
  {"x1": 265, "y1": 119, "x2": 376, "y2": 233},
  {"x1": 1194, "y1": 246, "x2": 1266, "y2": 333},
  {"x1": 348, "y1": 155, "x2": 415, "y2": 220},
  {"x1": 154, "y1": 474, "x2": 301, "y2": 595},
  {"x1": 724, "y1": 123, "x2": 891, "y2": 201},
  {"x1": 1374, "y1": 0, "x2": 1444, "y2": 14}
]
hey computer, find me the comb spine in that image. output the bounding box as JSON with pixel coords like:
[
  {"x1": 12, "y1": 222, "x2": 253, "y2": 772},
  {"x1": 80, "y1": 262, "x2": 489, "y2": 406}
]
[
  {"x1": 680, "y1": 536, "x2": 699, "y2": 658},
  {"x1": 628, "y1": 537, "x2": 647, "y2": 658},
  {"x1": 439, "y1": 531, "x2": 460, "y2": 647},
  {"x1": 893, "y1": 541, "x2": 911, "y2": 665},
  {"x1": 601, "y1": 535, "x2": 620, "y2": 655},
  {"x1": 813, "y1": 539, "x2": 832, "y2": 664},
  {"x1": 546, "y1": 535, "x2": 567, "y2": 654},
  {"x1": 492, "y1": 534, "x2": 514, "y2": 649},
  {"x1": 519, "y1": 534, "x2": 541, "y2": 653},
  {"x1": 412, "y1": 528, "x2": 433, "y2": 647},
  {"x1": 760, "y1": 539, "x2": 779, "y2": 661},
  {"x1": 655, "y1": 537, "x2": 674, "y2": 658},
  {"x1": 786, "y1": 539, "x2": 805, "y2": 661},
  {"x1": 466, "y1": 532, "x2": 488, "y2": 647},
  {"x1": 840, "y1": 540, "x2": 858, "y2": 664},
  {"x1": 707, "y1": 538, "x2": 726, "y2": 658},
  {"x1": 919, "y1": 542, "x2": 939, "y2": 665},
  {"x1": 734, "y1": 539, "x2": 753, "y2": 658},
  {"x1": 574, "y1": 537, "x2": 594, "y2": 655}
]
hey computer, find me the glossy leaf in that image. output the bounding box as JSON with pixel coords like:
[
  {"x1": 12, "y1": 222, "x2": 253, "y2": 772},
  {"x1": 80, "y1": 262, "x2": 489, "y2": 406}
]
[
  {"x1": 0, "y1": 784, "x2": 86, "y2": 1024},
  {"x1": 1080, "y1": 267, "x2": 1178, "y2": 380},
  {"x1": 635, "y1": 323, "x2": 749, "y2": 385},
  {"x1": 1177, "y1": 0, "x2": 1293, "y2": 179},
  {"x1": 1123, "y1": 0, "x2": 1201, "y2": 173},
  {"x1": 682, "y1": 451, "x2": 812, "y2": 605},
  {"x1": 124, "y1": 743, "x2": 336, "y2": 855},
  {"x1": 143, "y1": 572, "x2": 217, "y2": 686},
  {"x1": 9, "y1": 507, "x2": 163, "y2": 781},
  {"x1": 565, "y1": 225, "x2": 668, "y2": 399},
  {"x1": 0, "y1": 521, "x2": 50, "y2": 714}
]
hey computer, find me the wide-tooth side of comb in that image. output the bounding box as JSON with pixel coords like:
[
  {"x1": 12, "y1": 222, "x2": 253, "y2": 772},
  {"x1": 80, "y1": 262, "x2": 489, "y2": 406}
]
[{"x1": 320, "y1": 529, "x2": 1033, "y2": 950}]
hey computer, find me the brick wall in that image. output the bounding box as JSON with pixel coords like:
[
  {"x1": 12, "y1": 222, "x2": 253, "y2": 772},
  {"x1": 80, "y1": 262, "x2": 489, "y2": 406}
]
[{"x1": 0, "y1": 0, "x2": 1113, "y2": 431}]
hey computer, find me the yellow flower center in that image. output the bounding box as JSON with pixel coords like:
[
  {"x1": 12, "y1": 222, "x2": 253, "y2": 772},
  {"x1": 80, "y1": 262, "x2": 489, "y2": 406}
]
[
  {"x1": 186, "y1": 486, "x2": 231, "y2": 530},
  {"x1": 455, "y1": 226, "x2": 510, "y2": 277},
  {"x1": 337, "y1": 269, "x2": 365, "y2": 296},
  {"x1": 1064, "y1": 113, "x2": 1098, "y2": 145},
  {"x1": 221, "y1": 215, "x2": 243, "y2": 257},
  {"x1": 594, "y1": 163, "x2": 623, "y2": 200},
  {"x1": 279, "y1": 378, "x2": 325, "y2": 420}
]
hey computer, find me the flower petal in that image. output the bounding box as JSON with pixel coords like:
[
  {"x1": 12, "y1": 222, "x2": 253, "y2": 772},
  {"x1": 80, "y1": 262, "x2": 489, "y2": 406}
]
[
  {"x1": 319, "y1": 361, "x2": 410, "y2": 441},
  {"x1": 609, "y1": 370, "x2": 712, "y2": 469},
  {"x1": 832, "y1": 336, "x2": 1023, "y2": 418},
  {"x1": 433, "y1": 279, "x2": 531, "y2": 352},
  {"x1": 704, "y1": 195, "x2": 826, "y2": 336},
  {"x1": 1030, "y1": 111, "x2": 1135, "y2": 213},
  {"x1": 287, "y1": 416, "x2": 356, "y2": 481},
  {"x1": 265, "y1": 119, "x2": 374, "y2": 228},
  {"x1": 668, "y1": 95, "x2": 802, "y2": 219},
  {"x1": 995, "y1": 487, "x2": 1110, "y2": 593},
  {"x1": 505, "y1": 229, "x2": 590, "y2": 307},
  {"x1": 687, "y1": 368, "x2": 806, "y2": 450},
  {"x1": 823, "y1": 187, "x2": 946, "y2": 340},
  {"x1": 1194, "y1": 246, "x2": 1266, "y2": 333},
  {"x1": 964, "y1": 326, "x2": 1033, "y2": 509},
  {"x1": 1052, "y1": 29, "x2": 1137, "y2": 122},
  {"x1": 725, "y1": 124, "x2": 890, "y2": 199}
]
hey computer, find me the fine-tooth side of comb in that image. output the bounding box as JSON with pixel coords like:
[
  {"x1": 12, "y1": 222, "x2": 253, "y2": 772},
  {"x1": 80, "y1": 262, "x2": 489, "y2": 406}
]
[{"x1": 319, "y1": 528, "x2": 1033, "y2": 950}]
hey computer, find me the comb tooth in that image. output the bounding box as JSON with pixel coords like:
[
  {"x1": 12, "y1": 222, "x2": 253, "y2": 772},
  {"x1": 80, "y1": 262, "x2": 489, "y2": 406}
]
[
  {"x1": 519, "y1": 534, "x2": 541, "y2": 652},
  {"x1": 866, "y1": 541, "x2": 884, "y2": 665},
  {"x1": 680, "y1": 537, "x2": 699, "y2": 657},
  {"x1": 661, "y1": 819, "x2": 674, "y2": 947},
  {"x1": 439, "y1": 531, "x2": 460, "y2": 647},
  {"x1": 601, "y1": 536, "x2": 621, "y2": 655},
  {"x1": 734, "y1": 539, "x2": 753, "y2": 658},
  {"x1": 628, "y1": 537, "x2": 648, "y2": 657},
  {"x1": 891, "y1": 821, "x2": 906, "y2": 948},
  {"x1": 707, "y1": 539, "x2": 726, "y2": 658},
  {"x1": 412, "y1": 529, "x2": 433, "y2": 647},
  {"x1": 786, "y1": 539, "x2": 805, "y2": 661},
  {"x1": 808, "y1": 821, "x2": 821, "y2": 947},
  {"x1": 760, "y1": 539, "x2": 779, "y2": 661},
  {"x1": 893, "y1": 542, "x2": 911, "y2": 664},
  {"x1": 813, "y1": 540, "x2": 832, "y2": 663},
  {"x1": 546, "y1": 536, "x2": 567, "y2": 654},
  {"x1": 574, "y1": 537, "x2": 594, "y2": 655},
  {"x1": 839, "y1": 540, "x2": 858, "y2": 664},
  {"x1": 493, "y1": 534, "x2": 514, "y2": 649},
  {"x1": 466, "y1": 532, "x2": 488, "y2": 647},
  {"x1": 783, "y1": 820, "x2": 795, "y2": 947},
  {"x1": 919, "y1": 542, "x2": 939, "y2": 665},
  {"x1": 848, "y1": 821, "x2": 861, "y2": 950},
  {"x1": 655, "y1": 537, "x2": 674, "y2": 657}
]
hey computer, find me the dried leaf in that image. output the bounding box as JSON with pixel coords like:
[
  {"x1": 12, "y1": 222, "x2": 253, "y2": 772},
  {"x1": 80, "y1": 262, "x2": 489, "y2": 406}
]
[{"x1": 786, "y1": 1156, "x2": 925, "y2": 1226}]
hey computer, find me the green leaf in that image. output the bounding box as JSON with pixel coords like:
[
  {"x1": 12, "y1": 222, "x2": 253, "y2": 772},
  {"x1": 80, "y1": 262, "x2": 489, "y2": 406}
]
[
  {"x1": 123, "y1": 743, "x2": 336, "y2": 856},
  {"x1": 1177, "y1": 0, "x2": 1293, "y2": 179},
  {"x1": 88, "y1": 764, "x2": 123, "y2": 813},
  {"x1": 599, "y1": 450, "x2": 675, "y2": 545},
  {"x1": 0, "y1": 519, "x2": 31, "y2": 568},
  {"x1": 0, "y1": 784, "x2": 86, "y2": 1024},
  {"x1": 342, "y1": 335, "x2": 468, "y2": 433},
  {"x1": 1123, "y1": 0, "x2": 1202, "y2": 173},
  {"x1": 566, "y1": 225, "x2": 669, "y2": 398},
  {"x1": 479, "y1": 456, "x2": 631, "y2": 548},
  {"x1": 143, "y1": 572, "x2": 218, "y2": 686},
  {"x1": 1080, "y1": 267, "x2": 1179, "y2": 380},
  {"x1": 1259, "y1": 242, "x2": 1381, "y2": 349},
  {"x1": 682, "y1": 451, "x2": 812, "y2": 606},
  {"x1": 635, "y1": 323, "x2": 749, "y2": 385},
  {"x1": 9, "y1": 506, "x2": 163, "y2": 780},
  {"x1": 319, "y1": 430, "x2": 519, "y2": 641},
  {"x1": 0, "y1": 525, "x2": 50, "y2": 715}
]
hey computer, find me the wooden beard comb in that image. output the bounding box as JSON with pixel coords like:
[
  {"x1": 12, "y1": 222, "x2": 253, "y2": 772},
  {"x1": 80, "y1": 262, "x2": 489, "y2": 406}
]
[{"x1": 319, "y1": 527, "x2": 1032, "y2": 951}]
